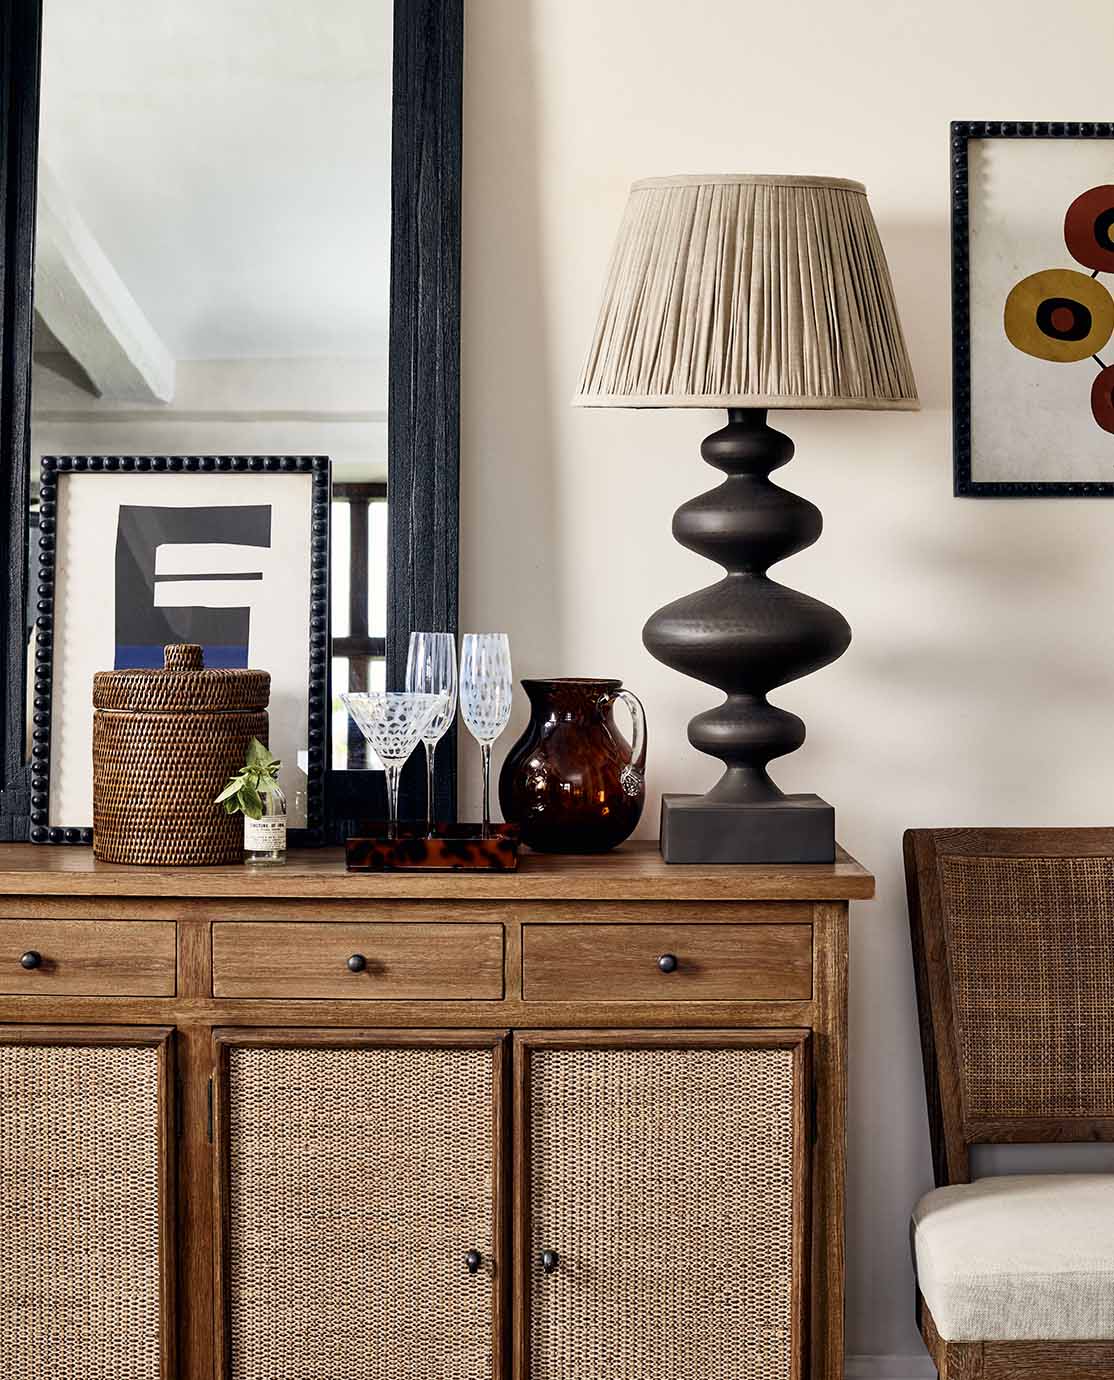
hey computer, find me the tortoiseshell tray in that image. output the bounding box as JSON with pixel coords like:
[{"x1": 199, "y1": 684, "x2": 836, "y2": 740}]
[{"x1": 344, "y1": 822, "x2": 520, "y2": 872}]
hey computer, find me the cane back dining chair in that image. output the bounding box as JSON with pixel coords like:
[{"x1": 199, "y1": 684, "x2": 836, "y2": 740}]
[{"x1": 904, "y1": 828, "x2": 1114, "y2": 1380}]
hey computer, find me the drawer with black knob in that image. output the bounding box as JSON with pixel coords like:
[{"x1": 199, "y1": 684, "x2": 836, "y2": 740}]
[
  {"x1": 521, "y1": 922, "x2": 812, "y2": 1001},
  {"x1": 211, "y1": 921, "x2": 505, "y2": 999},
  {"x1": 0, "y1": 919, "x2": 176, "y2": 996}
]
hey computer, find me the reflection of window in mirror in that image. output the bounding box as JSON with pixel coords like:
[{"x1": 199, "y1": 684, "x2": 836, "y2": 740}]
[
  {"x1": 331, "y1": 483, "x2": 387, "y2": 769},
  {"x1": 27, "y1": 1, "x2": 392, "y2": 770}
]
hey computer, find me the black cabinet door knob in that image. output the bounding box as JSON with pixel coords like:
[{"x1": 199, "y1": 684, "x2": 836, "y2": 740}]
[
  {"x1": 20, "y1": 950, "x2": 42, "y2": 970},
  {"x1": 465, "y1": 1250, "x2": 482, "y2": 1274},
  {"x1": 346, "y1": 953, "x2": 367, "y2": 973},
  {"x1": 541, "y1": 1249, "x2": 559, "y2": 1274},
  {"x1": 657, "y1": 952, "x2": 678, "y2": 973}
]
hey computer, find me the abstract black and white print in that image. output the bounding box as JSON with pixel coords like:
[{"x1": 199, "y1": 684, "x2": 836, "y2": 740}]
[
  {"x1": 114, "y1": 504, "x2": 272, "y2": 669},
  {"x1": 43, "y1": 465, "x2": 322, "y2": 832}
]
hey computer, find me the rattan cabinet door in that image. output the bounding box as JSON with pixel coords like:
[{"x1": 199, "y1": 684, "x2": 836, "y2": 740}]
[
  {"x1": 0, "y1": 1026, "x2": 175, "y2": 1380},
  {"x1": 516, "y1": 1031, "x2": 810, "y2": 1380},
  {"x1": 214, "y1": 1030, "x2": 506, "y2": 1380}
]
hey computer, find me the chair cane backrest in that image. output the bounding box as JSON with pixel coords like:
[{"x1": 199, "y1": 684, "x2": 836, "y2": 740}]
[{"x1": 904, "y1": 828, "x2": 1114, "y2": 1186}]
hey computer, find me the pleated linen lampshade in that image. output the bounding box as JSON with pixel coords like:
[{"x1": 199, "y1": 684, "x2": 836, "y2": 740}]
[{"x1": 574, "y1": 173, "x2": 918, "y2": 410}]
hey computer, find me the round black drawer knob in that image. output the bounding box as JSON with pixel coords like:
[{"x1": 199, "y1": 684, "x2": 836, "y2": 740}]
[
  {"x1": 541, "y1": 1249, "x2": 559, "y2": 1274},
  {"x1": 465, "y1": 1250, "x2": 482, "y2": 1274},
  {"x1": 20, "y1": 950, "x2": 42, "y2": 970},
  {"x1": 346, "y1": 954, "x2": 367, "y2": 973},
  {"x1": 657, "y1": 953, "x2": 678, "y2": 973}
]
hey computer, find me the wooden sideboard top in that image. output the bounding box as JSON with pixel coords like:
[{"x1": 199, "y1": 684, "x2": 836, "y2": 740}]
[{"x1": 0, "y1": 841, "x2": 874, "y2": 901}]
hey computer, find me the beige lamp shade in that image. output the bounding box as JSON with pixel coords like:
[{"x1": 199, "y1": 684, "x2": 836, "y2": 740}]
[{"x1": 574, "y1": 173, "x2": 918, "y2": 409}]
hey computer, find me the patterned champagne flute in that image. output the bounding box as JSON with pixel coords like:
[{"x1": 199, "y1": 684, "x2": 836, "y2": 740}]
[
  {"x1": 459, "y1": 633, "x2": 513, "y2": 838},
  {"x1": 405, "y1": 632, "x2": 458, "y2": 837}
]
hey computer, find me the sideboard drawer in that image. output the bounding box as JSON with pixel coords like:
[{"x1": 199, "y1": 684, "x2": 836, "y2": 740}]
[
  {"x1": 212, "y1": 922, "x2": 505, "y2": 999},
  {"x1": 0, "y1": 919, "x2": 177, "y2": 996},
  {"x1": 522, "y1": 922, "x2": 812, "y2": 1001}
]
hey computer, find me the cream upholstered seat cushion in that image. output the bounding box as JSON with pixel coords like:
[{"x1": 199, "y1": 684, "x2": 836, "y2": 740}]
[{"x1": 912, "y1": 1174, "x2": 1114, "y2": 1341}]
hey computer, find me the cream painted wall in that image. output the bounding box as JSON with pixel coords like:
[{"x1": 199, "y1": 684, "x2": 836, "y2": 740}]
[{"x1": 460, "y1": 0, "x2": 1114, "y2": 1369}]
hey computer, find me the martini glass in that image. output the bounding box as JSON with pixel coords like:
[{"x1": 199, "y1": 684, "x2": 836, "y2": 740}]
[{"x1": 341, "y1": 691, "x2": 446, "y2": 838}]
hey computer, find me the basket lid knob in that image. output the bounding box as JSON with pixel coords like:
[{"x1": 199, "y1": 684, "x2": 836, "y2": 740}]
[{"x1": 164, "y1": 644, "x2": 204, "y2": 672}]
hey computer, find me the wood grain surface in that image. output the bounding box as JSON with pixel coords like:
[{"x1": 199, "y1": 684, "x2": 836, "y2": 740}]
[
  {"x1": 0, "y1": 841, "x2": 875, "y2": 901},
  {"x1": 212, "y1": 920, "x2": 504, "y2": 1000},
  {"x1": 522, "y1": 922, "x2": 813, "y2": 1001},
  {"x1": 0, "y1": 918, "x2": 176, "y2": 995},
  {"x1": 0, "y1": 858, "x2": 864, "y2": 1380}
]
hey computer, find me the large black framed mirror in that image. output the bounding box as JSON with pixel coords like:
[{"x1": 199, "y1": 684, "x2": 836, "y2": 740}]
[{"x1": 0, "y1": 0, "x2": 461, "y2": 842}]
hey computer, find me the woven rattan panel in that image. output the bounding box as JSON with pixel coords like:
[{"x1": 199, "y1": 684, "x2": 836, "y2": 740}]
[
  {"x1": 939, "y1": 854, "x2": 1114, "y2": 1119},
  {"x1": 528, "y1": 1045, "x2": 797, "y2": 1380},
  {"x1": 228, "y1": 1045, "x2": 495, "y2": 1380},
  {"x1": 0, "y1": 1043, "x2": 163, "y2": 1380}
]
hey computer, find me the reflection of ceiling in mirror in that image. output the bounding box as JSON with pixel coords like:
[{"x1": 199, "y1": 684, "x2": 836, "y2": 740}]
[{"x1": 38, "y1": 0, "x2": 392, "y2": 378}]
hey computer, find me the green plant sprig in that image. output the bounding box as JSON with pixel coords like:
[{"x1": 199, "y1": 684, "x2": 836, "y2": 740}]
[{"x1": 215, "y1": 738, "x2": 282, "y2": 820}]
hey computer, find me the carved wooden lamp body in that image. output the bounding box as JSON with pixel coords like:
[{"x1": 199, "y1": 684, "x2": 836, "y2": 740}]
[
  {"x1": 576, "y1": 174, "x2": 918, "y2": 862},
  {"x1": 643, "y1": 408, "x2": 852, "y2": 860}
]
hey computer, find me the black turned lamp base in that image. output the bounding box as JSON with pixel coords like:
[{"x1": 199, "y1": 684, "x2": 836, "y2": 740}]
[
  {"x1": 660, "y1": 793, "x2": 835, "y2": 865},
  {"x1": 643, "y1": 408, "x2": 851, "y2": 867}
]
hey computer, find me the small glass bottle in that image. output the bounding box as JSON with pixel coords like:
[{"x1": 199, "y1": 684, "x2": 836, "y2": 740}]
[{"x1": 243, "y1": 782, "x2": 288, "y2": 864}]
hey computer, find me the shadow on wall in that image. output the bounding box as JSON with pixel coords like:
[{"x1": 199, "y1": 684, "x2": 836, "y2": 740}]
[
  {"x1": 852, "y1": 486, "x2": 1114, "y2": 819},
  {"x1": 879, "y1": 219, "x2": 952, "y2": 410},
  {"x1": 460, "y1": 0, "x2": 565, "y2": 814},
  {"x1": 774, "y1": 211, "x2": 1114, "y2": 1358},
  {"x1": 791, "y1": 213, "x2": 1114, "y2": 822}
]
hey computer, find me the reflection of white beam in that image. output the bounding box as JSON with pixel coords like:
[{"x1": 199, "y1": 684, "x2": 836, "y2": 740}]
[{"x1": 34, "y1": 165, "x2": 175, "y2": 403}]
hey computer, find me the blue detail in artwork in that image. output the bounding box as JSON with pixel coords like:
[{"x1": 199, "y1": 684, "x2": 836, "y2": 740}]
[
  {"x1": 114, "y1": 643, "x2": 250, "y2": 670},
  {"x1": 113, "y1": 504, "x2": 272, "y2": 673},
  {"x1": 114, "y1": 645, "x2": 166, "y2": 669},
  {"x1": 195, "y1": 644, "x2": 250, "y2": 669}
]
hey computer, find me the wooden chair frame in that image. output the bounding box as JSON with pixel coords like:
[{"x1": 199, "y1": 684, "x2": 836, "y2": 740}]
[{"x1": 904, "y1": 827, "x2": 1114, "y2": 1380}]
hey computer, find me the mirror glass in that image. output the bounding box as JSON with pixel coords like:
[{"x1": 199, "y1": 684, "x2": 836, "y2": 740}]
[{"x1": 29, "y1": 0, "x2": 392, "y2": 772}]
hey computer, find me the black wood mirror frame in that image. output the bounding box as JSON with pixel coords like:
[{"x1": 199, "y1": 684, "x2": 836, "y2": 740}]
[{"x1": 0, "y1": 0, "x2": 462, "y2": 842}]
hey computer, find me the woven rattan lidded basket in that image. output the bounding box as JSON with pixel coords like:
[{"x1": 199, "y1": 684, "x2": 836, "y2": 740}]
[{"x1": 92, "y1": 643, "x2": 270, "y2": 865}]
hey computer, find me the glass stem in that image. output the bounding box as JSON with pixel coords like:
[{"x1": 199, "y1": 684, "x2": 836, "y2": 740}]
[
  {"x1": 385, "y1": 763, "x2": 402, "y2": 840},
  {"x1": 481, "y1": 742, "x2": 492, "y2": 840},
  {"x1": 424, "y1": 739, "x2": 437, "y2": 837}
]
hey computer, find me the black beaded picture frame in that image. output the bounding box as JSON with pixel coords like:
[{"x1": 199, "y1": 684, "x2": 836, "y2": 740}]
[
  {"x1": 31, "y1": 455, "x2": 329, "y2": 846},
  {"x1": 953, "y1": 120, "x2": 1114, "y2": 497}
]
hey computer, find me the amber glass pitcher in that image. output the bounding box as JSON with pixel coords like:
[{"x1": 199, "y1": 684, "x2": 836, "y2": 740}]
[{"x1": 498, "y1": 678, "x2": 646, "y2": 853}]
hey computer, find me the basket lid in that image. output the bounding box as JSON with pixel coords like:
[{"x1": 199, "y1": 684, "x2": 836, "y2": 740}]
[{"x1": 93, "y1": 644, "x2": 270, "y2": 713}]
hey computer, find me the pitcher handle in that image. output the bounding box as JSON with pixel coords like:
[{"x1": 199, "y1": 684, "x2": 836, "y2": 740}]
[{"x1": 601, "y1": 688, "x2": 647, "y2": 779}]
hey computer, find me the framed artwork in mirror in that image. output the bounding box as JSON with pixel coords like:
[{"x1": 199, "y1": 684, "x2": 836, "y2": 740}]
[
  {"x1": 954, "y1": 121, "x2": 1114, "y2": 496},
  {"x1": 0, "y1": 0, "x2": 462, "y2": 841},
  {"x1": 31, "y1": 455, "x2": 328, "y2": 845}
]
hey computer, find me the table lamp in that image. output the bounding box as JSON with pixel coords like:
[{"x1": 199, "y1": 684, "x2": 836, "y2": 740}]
[{"x1": 574, "y1": 174, "x2": 917, "y2": 864}]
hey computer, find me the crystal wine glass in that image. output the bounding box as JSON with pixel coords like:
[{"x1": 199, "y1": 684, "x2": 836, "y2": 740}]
[
  {"x1": 340, "y1": 691, "x2": 446, "y2": 839},
  {"x1": 459, "y1": 633, "x2": 513, "y2": 838},
  {"x1": 405, "y1": 631, "x2": 458, "y2": 836}
]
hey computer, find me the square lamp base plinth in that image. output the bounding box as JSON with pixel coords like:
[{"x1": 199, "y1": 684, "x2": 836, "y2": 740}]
[{"x1": 660, "y1": 792, "x2": 835, "y2": 864}]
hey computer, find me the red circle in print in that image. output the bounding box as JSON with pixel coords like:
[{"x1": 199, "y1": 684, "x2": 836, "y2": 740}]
[
  {"x1": 1090, "y1": 363, "x2": 1114, "y2": 433},
  {"x1": 1065, "y1": 186, "x2": 1114, "y2": 273}
]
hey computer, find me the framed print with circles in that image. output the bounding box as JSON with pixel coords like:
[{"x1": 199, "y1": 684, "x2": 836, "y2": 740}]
[{"x1": 953, "y1": 122, "x2": 1114, "y2": 496}]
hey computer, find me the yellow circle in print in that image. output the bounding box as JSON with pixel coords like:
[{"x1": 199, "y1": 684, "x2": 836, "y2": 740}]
[{"x1": 1004, "y1": 268, "x2": 1114, "y2": 363}]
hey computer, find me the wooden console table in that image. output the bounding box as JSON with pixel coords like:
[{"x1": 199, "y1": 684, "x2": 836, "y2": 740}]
[{"x1": 0, "y1": 842, "x2": 872, "y2": 1380}]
